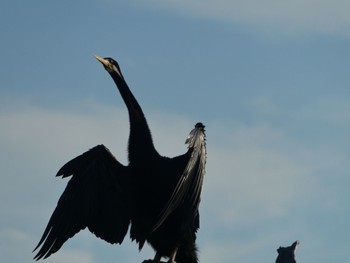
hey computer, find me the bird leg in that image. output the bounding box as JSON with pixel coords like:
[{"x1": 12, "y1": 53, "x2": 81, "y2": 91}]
[
  {"x1": 168, "y1": 247, "x2": 178, "y2": 263},
  {"x1": 142, "y1": 252, "x2": 162, "y2": 263},
  {"x1": 142, "y1": 248, "x2": 178, "y2": 263},
  {"x1": 154, "y1": 252, "x2": 162, "y2": 262}
]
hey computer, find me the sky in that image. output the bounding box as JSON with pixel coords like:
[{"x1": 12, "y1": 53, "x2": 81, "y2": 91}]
[{"x1": 1, "y1": 1, "x2": 349, "y2": 263}]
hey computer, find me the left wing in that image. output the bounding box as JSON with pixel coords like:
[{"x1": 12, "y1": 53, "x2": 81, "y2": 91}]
[{"x1": 33, "y1": 145, "x2": 130, "y2": 260}]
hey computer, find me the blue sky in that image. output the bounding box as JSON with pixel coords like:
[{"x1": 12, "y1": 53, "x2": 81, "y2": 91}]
[{"x1": 1, "y1": 1, "x2": 349, "y2": 263}]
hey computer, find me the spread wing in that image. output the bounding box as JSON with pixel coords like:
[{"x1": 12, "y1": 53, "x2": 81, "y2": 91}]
[
  {"x1": 33, "y1": 145, "x2": 130, "y2": 260},
  {"x1": 151, "y1": 123, "x2": 207, "y2": 232}
]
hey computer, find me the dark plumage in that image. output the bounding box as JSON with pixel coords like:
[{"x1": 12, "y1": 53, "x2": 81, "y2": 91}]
[
  {"x1": 33, "y1": 56, "x2": 206, "y2": 263},
  {"x1": 275, "y1": 241, "x2": 299, "y2": 263}
]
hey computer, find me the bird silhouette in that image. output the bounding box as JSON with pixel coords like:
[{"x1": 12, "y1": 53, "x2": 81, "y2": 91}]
[
  {"x1": 33, "y1": 56, "x2": 206, "y2": 263},
  {"x1": 275, "y1": 241, "x2": 300, "y2": 263}
]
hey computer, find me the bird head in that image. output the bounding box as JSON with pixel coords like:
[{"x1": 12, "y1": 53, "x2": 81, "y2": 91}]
[{"x1": 95, "y1": 55, "x2": 124, "y2": 80}]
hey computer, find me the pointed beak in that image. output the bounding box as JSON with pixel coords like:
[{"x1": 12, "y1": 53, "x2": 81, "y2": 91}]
[
  {"x1": 94, "y1": 55, "x2": 110, "y2": 67},
  {"x1": 94, "y1": 55, "x2": 124, "y2": 79}
]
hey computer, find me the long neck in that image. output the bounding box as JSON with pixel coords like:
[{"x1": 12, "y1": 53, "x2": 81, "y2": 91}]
[{"x1": 109, "y1": 71, "x2": 158, "y2": 162}]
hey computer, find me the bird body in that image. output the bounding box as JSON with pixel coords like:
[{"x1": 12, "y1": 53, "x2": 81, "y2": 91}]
[{"x1": 34, "y1": 56, "x2": 206, "y2": 263}]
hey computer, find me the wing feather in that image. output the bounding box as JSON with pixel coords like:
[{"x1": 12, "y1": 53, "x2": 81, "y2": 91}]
[
  {"x1": 33, "y1": 145, "x2": 130, "y2": 260},
  {"x1": 151, "y1": 123, "x2": 206, "y2": 232}
]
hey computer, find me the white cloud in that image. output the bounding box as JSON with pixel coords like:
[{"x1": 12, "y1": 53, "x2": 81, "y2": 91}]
[
  {"x1": 200, "y1": 237, "x2": 281, "y2": 263},
  {"x1": 40, "y1": 250, "x2": 94, "y2": 263},
  {"x1": 132, "y1": 0, "x2": 350, "y2": 37},
  {"x1": 203, "y1": 123, "x2": 314, "y2": 227},
  {"x1": 1, "y1": 101, "x2": 348, "y2": 263},
  {"x1": 0, "y1": 228, "x2": 94, "y2": 263}
]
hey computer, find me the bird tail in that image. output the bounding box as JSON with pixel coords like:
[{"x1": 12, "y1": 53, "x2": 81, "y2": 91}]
[{"x1": 175, "y1": 242, "x2": 199, "y2": 263}]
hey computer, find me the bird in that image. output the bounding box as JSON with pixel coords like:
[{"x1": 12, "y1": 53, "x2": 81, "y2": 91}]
[
  {"x1": 33, "y1": 55, "x2": 206, "y2": 263},
  {"x1": 275, "y1": 241, "x2": 300, "y2": 263}
]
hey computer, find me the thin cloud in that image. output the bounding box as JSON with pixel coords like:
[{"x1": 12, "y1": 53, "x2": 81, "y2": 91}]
[
  {"x1": 132, "y1": 0, "x2": 350, "y2": 37},
  {"x1": 204, "y1": 123, "x2": 314, "y2": 227},
  {"x1": 0, "y1": 228, "x2": 94, "y2": 263},
  {"x1": 1, "y1": 102, "x2": 348, "y2": 263}
]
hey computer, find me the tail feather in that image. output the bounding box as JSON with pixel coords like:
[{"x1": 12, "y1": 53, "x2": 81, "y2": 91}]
[{"x1": 175, "y1": 242, "x2": 199, "y2": 263}]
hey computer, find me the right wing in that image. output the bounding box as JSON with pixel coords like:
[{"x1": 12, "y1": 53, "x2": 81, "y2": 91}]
[
  {"x1": 151, "y1": 123, "x2": 207, "y2": 232},
  {"x1": 33, "y1": 145, "x2": 130, "y2": 260}
]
